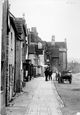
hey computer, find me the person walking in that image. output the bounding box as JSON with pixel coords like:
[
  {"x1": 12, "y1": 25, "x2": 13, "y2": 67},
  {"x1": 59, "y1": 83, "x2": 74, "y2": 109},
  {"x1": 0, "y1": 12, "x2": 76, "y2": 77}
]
[
  {"x1": 49, "y1": 69, "x2": 53, "y2": 80},
  {"x1": 55, "y1": 71, "x2": 58, "y2": 81},
  {"x1": 44, "y1": 68, "x2": 49, "y2": 81}
]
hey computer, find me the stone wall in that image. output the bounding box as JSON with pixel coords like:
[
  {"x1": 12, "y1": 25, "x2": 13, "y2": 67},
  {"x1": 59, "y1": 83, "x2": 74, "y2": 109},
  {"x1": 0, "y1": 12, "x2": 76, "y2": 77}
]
[
  {"x1": 16, "y1": 40, "x2": 22, "y2": 92},
  {"x1": 1, "y1": 0, "x2": 8, "y2": 109},
  {"x1": 8, "y1": 25, "x2": 15, "y2": 101}
]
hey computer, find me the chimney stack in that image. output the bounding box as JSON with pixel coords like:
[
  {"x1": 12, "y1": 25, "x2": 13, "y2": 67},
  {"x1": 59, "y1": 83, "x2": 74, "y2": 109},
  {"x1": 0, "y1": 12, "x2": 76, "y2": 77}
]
[{"x1": 51, "y1": 35, "x2": 55, "y2": 46}]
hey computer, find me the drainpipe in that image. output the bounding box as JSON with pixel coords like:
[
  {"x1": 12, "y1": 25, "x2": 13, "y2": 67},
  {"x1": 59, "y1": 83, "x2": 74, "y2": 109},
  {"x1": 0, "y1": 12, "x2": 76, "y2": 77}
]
[{"x1": 14, "y1": 33, "x2": 16, "y2": 94}]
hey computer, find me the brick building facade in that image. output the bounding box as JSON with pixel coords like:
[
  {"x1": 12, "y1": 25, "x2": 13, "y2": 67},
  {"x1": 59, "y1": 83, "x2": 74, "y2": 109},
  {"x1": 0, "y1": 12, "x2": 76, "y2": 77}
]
[{"x1": 28, "y1": 27, "x2": 44, "y2": 76}]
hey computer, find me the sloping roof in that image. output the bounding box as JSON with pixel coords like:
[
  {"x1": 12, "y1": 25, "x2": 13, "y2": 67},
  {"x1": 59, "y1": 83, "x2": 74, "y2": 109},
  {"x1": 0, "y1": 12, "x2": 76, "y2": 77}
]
[
  {"x1": 46, "y1": 42, "x2": 51, "y2": 48},
  {"x1": 46, "y1": 42, "x2": 66, "y2": 49},
  {"x1": 15, "y1": 18, "x2": 27, "y2": 35},
  {"x1": 30, "y1": 32, "x2": 42, "y2": 43},
  {"x1": 10, "y1": 16, "x2": 17, "y2": 32},
  {"x1": 15, "y1": 18, "x2": 23, "y2": 34},
  {"x1": 9, "y1": 16, "x2": 21, "y2": 40},
  {"x1": 46, "y1": 41, "x2": 66, "y2": 57},
  {"x1": 55, "y1": 42, "x2": 66, "y2": 49}
]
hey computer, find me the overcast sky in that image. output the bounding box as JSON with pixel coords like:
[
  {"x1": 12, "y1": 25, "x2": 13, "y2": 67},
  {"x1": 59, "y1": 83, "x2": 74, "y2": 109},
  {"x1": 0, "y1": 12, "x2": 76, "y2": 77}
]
[{"x1": 1, "y1": 0, "x2": 80, "y2": 59}]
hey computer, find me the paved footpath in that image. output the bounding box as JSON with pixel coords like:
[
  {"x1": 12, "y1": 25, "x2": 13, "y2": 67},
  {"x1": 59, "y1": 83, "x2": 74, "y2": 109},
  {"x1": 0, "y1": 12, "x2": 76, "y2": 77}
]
[{"x1": 6, "y1": 77, "x2": 63, "y2": 115}]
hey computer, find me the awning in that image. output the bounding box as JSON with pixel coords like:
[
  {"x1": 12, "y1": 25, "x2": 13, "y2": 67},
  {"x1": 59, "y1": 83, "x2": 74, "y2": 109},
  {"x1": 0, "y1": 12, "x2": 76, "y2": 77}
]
[{"x1": 40, "y1": 62, "x2": 48, "y2": 67}]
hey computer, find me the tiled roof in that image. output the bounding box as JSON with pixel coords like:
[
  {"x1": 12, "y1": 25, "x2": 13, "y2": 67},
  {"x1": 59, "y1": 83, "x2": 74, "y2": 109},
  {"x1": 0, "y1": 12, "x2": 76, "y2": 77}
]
[
  {"x1": 15, "y1": 18, "x2": 23, "y2": 34},
  {"x1": 46, "y1": 42, "x2": 51, "y2": 48},
  {"x1": 55, "y1": 42, "x2": 66, "y2": 49},
  {"x1": 46, "y1": 41, "x2": 66, "y2": 57},
  {"x1": 9, "y1": 16, "x2": 21, "y2": 40},
  {"x1": 15, "y1": 18, "x2": 27, "y2": 35},
  {"x1": 10, "y1": 16, "x2": 17, "y2": 32},
  {"x1": 30, "y1": 32, "x2": 42, "y2": 43},
  {"x1": 46, "y1": 42, "x2": 66, "y2": 49}
]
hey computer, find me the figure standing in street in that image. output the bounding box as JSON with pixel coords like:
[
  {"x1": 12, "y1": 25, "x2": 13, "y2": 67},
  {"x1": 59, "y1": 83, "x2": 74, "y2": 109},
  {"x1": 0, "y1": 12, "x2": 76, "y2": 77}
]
[
  {"x1": 55, "y1": 71, "x2": 58, "y2": 81},
  {"x1": 44, "y1": 68, "x2": 49, "y2": 81},
  {"x1": 49, "y1": 69, "x2": 52, "y2": 80}
]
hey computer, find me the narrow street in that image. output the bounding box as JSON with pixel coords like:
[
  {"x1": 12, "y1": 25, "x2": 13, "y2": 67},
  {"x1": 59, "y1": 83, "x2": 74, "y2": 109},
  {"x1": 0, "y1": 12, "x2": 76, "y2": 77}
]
[
  {"x1": 6, "y1": 76, "x2": 63, "y2": 115},
  {"x1": 1, "y1": 1, "x2": 80, "y2": 115}
]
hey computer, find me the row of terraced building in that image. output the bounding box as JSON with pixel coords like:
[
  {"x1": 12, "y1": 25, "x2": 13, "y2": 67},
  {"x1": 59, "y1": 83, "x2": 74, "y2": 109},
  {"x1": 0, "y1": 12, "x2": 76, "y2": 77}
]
[{"x1": 0, "y1": 0, "x2": 67, "y2": 115}]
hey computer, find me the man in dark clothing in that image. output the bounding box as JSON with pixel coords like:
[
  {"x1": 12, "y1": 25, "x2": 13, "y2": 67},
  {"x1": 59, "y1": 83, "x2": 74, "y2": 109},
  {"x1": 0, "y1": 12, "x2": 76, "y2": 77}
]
[
  {"x1": 44, "y1": 68, "x2": 49, "y2": 81},
  {"x1": 49, "y1": 69, "x2": 52, "y2": 80}
]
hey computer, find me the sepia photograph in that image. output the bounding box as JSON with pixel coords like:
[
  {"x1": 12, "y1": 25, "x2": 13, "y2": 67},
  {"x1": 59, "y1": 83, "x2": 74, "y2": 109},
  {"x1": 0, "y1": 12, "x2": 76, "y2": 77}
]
[{"x1": 0, "y1": 0, "x2": 80, "y2": 115}]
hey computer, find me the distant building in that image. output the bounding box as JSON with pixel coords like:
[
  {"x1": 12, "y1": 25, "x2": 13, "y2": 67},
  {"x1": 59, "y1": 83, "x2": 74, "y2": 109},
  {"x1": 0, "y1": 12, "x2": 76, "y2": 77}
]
[
  {"x1": 45, "y1": 37, "x2": 67, "y2": 72},
  {"x1": 28, "y1": 27, "x2": 44, "y2": 76}
]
